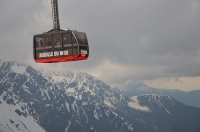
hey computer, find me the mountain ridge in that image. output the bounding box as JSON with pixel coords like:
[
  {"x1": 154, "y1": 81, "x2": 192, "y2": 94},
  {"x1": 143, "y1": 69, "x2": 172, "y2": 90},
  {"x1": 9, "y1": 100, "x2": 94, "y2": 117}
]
[
  {"x1": 114, "y1": 81, "x2": 200, "y2": 108},
  {"x1": 1, "y1": 59, "x2": 200, "y2": 132}
]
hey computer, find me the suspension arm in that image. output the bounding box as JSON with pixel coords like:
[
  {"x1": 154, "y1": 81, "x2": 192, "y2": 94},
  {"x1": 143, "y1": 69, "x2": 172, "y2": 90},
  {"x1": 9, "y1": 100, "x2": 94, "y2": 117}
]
[{"x1": 51, "y1": 0, "x2": 60, "y2": 30}]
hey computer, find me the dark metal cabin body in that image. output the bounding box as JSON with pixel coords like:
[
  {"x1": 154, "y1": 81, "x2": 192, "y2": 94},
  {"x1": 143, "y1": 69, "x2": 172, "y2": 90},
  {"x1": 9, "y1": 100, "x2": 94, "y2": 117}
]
[{"x1": 33, "y1": 29, "x2": 89, "y2": 63}]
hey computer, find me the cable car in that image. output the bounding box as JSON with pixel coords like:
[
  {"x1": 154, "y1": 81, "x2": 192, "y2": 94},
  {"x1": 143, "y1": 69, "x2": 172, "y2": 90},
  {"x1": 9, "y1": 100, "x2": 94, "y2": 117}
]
[{"x1": 33, "y1": 0, "x2": 89, "y2": 63}]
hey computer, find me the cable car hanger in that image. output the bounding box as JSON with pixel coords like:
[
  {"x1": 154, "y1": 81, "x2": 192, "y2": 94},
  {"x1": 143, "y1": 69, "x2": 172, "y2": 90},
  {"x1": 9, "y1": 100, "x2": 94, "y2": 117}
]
[
  {"x1": 33, "y1": 0, "x2": 89, "y2": 63},
  {"x1": 52, "y1": 0, "x2": 60, "y2": 31}
]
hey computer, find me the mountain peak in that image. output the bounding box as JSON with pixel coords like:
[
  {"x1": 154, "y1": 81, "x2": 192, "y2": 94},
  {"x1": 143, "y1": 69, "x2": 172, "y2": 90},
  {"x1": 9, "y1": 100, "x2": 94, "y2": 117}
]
[
  {"x1": 121, "y1": 80, "x2": 155, "y2": 96},
  {"x1": 1, "y1": 59, "x2": 200, "y2": 132},
  {"x1": 124, "y1": 80, "x2": 148, "y2": 91},
  {"x1": 0, "y1": 58, "x2": 5, "y2": 66}
]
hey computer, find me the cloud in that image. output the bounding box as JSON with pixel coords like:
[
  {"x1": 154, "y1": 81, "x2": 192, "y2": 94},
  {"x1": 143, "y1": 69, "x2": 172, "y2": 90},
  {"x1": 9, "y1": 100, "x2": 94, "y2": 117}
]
[
  {"x1": 0, "y1": 0, "x2": 200, "y2": 90},
  {"x1": 145, "y1": 76, "x2": 200, "y2": 91}
]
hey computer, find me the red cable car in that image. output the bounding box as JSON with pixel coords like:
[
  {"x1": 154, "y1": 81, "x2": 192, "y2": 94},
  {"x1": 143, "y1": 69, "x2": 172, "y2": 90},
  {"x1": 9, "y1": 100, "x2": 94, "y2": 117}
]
[{"x1": 33, "y1": 0, "x2": 89, "y2": 63}]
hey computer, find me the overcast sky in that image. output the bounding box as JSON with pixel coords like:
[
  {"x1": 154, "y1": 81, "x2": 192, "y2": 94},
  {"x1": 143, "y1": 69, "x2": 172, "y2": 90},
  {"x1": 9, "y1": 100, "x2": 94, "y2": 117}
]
[{"x1": 0, "y1": 0, "x2": 200, "y2": 91}]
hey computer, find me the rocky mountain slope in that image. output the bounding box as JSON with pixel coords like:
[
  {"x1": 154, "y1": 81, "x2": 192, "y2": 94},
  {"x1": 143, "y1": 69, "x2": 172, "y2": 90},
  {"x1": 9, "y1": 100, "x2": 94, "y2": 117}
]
[
  {"x1": 0, "y1": 59, "x2": 200, "y2": 132},
  {"x1": 114, "y1": 81, "x2": 200, "y2": 108}
]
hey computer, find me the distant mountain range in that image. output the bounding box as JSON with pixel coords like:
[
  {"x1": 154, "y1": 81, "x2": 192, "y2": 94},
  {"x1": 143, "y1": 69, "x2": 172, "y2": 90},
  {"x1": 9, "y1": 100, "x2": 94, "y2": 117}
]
[
  {"x1": 0, "y1": 59, "x2": 200, "y2": 132},
  {"x1": 113, "y1": 81, "x2": 200, "y2": 108}
]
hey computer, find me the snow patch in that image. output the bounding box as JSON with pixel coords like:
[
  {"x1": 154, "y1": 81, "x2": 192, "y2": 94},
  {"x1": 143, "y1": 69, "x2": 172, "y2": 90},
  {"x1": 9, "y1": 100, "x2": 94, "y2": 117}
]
[
  {"x1": 105, "y1": 110, "x2": 110, "y2": 116},
  {"x1": 104, "y1": 99, "x2": 116, "y2": 109},
  {"x1": 11, "y1": 63, "x2": 26, "y2": 74},
  {"x1": 45, "y1": 104, "x2": 50, "y2": 107},
  {"x1": 65, "y1": 120, "x2": 71, "y2": 132},
  {"x1": 128, "y1": 96, "x2": 150, "y2": 112},
  {"x1": 125, "y1": 122, "x2": 134, "y2": 131},
  {"x1": 23, "y1": 85, "x2": 32, "y2": 95},
  {"x1": 94, "y1": 109, "x2": 99, "y2": 120},
  {"x1": 43, "y1": 89, "x2": 50, "y2": 100},
  {"x1": 0, "y1": 59, "x2": 5, "y2": 66},
  {"x1": 140, "y1": 119, "x2": 146, "y2": 124},
  {"x1": 66, "y1": 102, "x2": 70, "y2": 112},
  {"x1": 84, "y1": 86, "x2": 95, "y2": 95},
  {"x1": 82, "y1": 102, "x2": 88, "y2": 106},
  {"x1": 66, "y1": 87, "x2": 76, "y2": 93},
  {"x1": 150, "y1": 95, "x2": 172, "y2": 115},
  {"x1": 111, "y1": 110, "x2": 118, "y2": 117},
  {"x1": 0, "y1": 94, "x2": 45, "y2": 132}
]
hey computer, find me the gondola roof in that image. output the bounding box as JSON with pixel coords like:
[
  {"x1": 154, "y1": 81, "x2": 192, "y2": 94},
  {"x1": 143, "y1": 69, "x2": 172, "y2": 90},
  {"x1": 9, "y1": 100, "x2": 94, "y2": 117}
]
[{"x1": 34, "y1": 28, "x2": 81, "y2": 36}]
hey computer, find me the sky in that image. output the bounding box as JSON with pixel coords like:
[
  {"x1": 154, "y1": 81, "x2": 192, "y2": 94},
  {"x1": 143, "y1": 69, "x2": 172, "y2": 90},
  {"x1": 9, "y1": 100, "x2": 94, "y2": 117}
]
[{"x1": 0, "y1": 0, "x2": 200, "y2": 91}]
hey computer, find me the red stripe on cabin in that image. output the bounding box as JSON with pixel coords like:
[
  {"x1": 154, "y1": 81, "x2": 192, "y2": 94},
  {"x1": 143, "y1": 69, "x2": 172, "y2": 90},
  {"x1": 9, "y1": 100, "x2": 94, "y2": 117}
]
[{"x1": 35, "y1": 54, "x2": 89, "y2": 63}]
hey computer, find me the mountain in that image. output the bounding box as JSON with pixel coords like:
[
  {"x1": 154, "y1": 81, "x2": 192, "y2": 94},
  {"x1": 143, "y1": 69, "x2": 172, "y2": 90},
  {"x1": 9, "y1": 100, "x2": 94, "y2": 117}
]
[
  {"x1": 0, "y1": 94, "x2": 46, "y2": 132},
  {"x1": 116, "y1": 81, "x2": 200, "y2": 108},
  {"x1": 0, "y1": 60, "x2": 200, "y2": 132}
]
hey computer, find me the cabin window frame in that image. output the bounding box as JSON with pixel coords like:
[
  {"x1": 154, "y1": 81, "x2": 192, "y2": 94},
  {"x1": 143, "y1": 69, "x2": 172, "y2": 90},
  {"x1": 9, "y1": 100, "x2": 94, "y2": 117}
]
[
  {"x1": 51, "y1": 34, "x2": 62, "y2": 57},
  {"x1": 34, "y1": 36, "x2": 45, "y2": 59},
  {"x1": 43, "y1": 35, "x2": 53, "y2": 53},
  {"x1": 72, "y1": 32, "x2": 79, "y2": 55},
  {"x1": 62, "y1": 33, "x2": 73, "y2": 56}
]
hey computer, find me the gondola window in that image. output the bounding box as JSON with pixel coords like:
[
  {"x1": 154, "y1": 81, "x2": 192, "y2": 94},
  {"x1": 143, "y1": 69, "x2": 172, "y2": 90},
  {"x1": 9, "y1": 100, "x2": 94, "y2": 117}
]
[{"x1": 44, "y1": 36, "x2": 53, "y2": 52}]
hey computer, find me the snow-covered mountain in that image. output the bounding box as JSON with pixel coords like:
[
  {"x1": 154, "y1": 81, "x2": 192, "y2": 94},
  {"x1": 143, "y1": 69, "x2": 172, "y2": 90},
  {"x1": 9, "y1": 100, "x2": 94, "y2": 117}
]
[
  {"x1": 0, "y1": 93, "x2": 45, "y2": 132},
  {"x1": 116, "y1": 80, "x2": 200, "y2": 108},
  {"x1": 1, "y1": 60, "x2": 200, "y2": 132}
]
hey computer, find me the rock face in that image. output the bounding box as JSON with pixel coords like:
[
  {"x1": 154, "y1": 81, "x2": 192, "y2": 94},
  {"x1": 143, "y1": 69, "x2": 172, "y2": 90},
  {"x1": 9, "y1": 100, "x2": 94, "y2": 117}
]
[
  {"x1": 116, "y1": 80, "x2": 200, "y2": 108},
  {"x1": 0, "y1": 60, "x2": 200, "y2": 132}
]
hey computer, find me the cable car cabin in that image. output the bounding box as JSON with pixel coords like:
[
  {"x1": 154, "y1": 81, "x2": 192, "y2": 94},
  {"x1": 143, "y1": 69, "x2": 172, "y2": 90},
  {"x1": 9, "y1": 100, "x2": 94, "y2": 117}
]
[{"x1": 33, "y1": 29, "x2": 89, "y2": 63}]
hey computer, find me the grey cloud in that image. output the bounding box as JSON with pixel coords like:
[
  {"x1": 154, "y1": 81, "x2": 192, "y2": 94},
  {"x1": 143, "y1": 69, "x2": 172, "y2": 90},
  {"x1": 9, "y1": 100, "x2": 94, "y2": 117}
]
[{"x1": 0, "y1": 0, "x2": 200, "y2": 87}]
